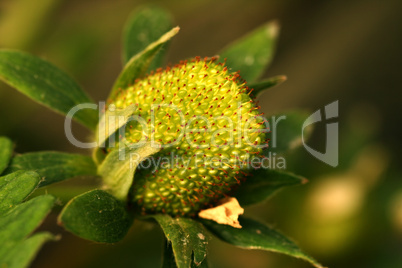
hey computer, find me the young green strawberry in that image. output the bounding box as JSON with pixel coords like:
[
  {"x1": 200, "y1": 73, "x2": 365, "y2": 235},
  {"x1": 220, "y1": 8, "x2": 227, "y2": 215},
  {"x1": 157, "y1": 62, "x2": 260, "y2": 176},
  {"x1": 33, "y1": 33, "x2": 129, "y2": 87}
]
[{"x1": 107, "y1": 57, "x2": 267, "y2": 216}]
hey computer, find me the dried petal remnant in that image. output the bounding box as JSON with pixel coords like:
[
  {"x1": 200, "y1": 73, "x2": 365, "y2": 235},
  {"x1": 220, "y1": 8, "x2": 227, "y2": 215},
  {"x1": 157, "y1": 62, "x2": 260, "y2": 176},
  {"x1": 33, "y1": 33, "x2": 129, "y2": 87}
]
[{"x1": 198, "y1": 197, "x2": 244, "y2": 228}]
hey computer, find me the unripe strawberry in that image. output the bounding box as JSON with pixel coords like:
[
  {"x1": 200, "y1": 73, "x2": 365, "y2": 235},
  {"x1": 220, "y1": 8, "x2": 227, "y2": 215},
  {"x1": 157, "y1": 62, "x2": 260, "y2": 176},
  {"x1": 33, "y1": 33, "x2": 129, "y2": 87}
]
[{"x1": 107, "y1": 57, "x2": 267, "y2": 216}]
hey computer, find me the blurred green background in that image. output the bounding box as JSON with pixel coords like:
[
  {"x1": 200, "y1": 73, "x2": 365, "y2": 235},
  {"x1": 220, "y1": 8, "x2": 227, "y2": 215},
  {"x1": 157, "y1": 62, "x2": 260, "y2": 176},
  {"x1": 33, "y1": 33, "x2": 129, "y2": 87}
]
[{"x1": 1, "y1": 0, "x2": 401, "y2": 267}]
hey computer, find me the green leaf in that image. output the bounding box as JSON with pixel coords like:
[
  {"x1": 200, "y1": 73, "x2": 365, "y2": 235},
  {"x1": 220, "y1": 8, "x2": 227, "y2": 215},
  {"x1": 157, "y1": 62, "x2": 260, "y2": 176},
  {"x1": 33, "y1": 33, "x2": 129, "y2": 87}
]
[
  {"x1": 234, "y1": 168, "x2": 306, "y2": 206},
  {"x1": 162, "y1": 243, "x2": 209, "y2": 268},
  {"x1": 248, "y1": 75, "x2": 287, "y2": 98},
  {"x1": 0, "y1": 170, "x2": 55, "y2": 267},
  {"x1": 4, "y1": 151, "x2": 98, "y2": 187},
  {"x1": 193, "y1": 257, "x2": 209, "y2": 268},
  {"x1": 0, "y1": 49, "x2": 98, "y2": 130},
  {"x1": 162, "y1": 242, "x2": 178, "y2": 268},
  {"x1": 219, "y1": 21, "x2": 279, "y2": 82},
  {"x1": 0, "y1": 232, "x2": 56, "y2": 268},
  {"x1": 110, "y1": 27, "x2": 179, "y2": 100},
  {"x1": 58, "y1": 189, "x2": 132, "y2": 243},
  {"x1": 123, "y1": 5, "x2": 173, "y2": 70},
  {"x1": 0, "y1": 195, "x2": 55, "y2": 247},
  {"x1": 265, "y1": 111, "x2": 313, "y2": 154},
  {"x1": 0, "y1": 171, "x2": 41, "y2": 215},
  {"x1": 162, "y1": 243, "x2": 210, "y2": 268},
  {"x1": 201, "y1": 217, "x2": 324, "y2": 268},
  {"x1": 152, "y1": 214, "x2": 208, "y2": 268},
  {"x1": 99, "y1": 142, "x2": 160, "y2": 201},
  {"x1": 0, "y1": 136, "x2": 13, "y2": 175}
]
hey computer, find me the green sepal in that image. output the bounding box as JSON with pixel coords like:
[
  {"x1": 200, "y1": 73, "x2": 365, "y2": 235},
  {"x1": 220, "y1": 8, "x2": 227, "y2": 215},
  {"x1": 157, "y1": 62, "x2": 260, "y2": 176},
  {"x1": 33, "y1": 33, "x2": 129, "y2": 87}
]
[
  {"x1": 234, "y1": 168, "x2": 306, "y2": 206},
  {"x1": 248, "y1": 75, "x2": 287, "y2": 98},
  {"x1": 110, "y1": 27, "x2": 179, "y2": 100},
  {"x1": 123, "y1": 5, "x2": 173, "y2": 70},
  {"x1": 162, "y1": 242, "x2": 177, "y2": 268},
  {"x1": 58, "y1": 189, "x2": 132, "y2": 243},
  {"x1": 201, "y1": 217, "x2": 324, "y2": 268},
  {"x1": 152, "y1": 214, "x2": 208, "y2": 268},
  {"x1": 219, "y1": 21, "x2": 279, "y2": 82},
  {"x1": 162, "y1": 242, "x2": 210, "y2": 268},
  {"x1": 98, "y1": 142, "x2": 160, "y2": 201},
  {"x1": 96, "y1": 104, "x2": 138, "y2": 149}
]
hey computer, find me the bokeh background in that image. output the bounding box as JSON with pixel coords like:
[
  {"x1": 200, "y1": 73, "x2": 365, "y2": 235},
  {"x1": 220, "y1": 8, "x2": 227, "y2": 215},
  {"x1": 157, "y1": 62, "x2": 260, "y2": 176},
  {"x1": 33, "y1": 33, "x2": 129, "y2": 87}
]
[{"x1": 1, "y1": 0, "x2": 401, "y2": 267}]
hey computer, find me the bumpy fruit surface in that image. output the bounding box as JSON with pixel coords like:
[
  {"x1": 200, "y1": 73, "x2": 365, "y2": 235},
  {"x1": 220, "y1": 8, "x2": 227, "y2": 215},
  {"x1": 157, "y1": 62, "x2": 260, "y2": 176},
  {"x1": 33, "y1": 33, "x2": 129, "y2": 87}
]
[{"x1": 107, "y1": 57, "x2": 266, "y2": 216}]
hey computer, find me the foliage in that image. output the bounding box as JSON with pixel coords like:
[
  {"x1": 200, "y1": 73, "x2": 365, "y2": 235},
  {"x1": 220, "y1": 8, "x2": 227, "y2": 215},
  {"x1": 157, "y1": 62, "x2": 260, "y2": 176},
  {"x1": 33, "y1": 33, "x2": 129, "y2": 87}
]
[
  {"x1": 0, "y1": 5, "x2": 323, "y2": 268},
  {"x1": 0, "y1": 137, "x2": 56, "y2": 268}
]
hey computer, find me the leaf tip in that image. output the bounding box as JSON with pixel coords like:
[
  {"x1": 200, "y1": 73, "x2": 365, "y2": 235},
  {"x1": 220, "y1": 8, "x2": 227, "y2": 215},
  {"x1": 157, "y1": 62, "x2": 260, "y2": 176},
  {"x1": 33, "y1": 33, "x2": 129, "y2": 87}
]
[
  {"x1": 56, "y1": 213, "x2": 64, "y2": 227},
  {"x1": 163, "y1": 26, "x2": 180, "y2": 41},
  {"x1": 271, "y1": 75, "x2": 287, "y2": 88},
  {"x1": 266, "y1": 20, "x2": 280, "y2": 39},
  {"x1": 313, "y1": 262, "x2": 327, "y2": 268},
  {"x1": 54, "y1": 234, "x2": 62, "y2": 242},
  {"x1": 278, "y1": 75, "x2": 287, "y2": 82},
  {"x1": 301, "y1": 177, "x2": 309, "y2": 184}
]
